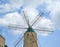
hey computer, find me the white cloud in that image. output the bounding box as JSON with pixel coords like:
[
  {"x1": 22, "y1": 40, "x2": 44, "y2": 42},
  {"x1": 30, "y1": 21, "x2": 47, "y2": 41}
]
[
  {"x1": 0, "y1": 7, "x2": 54, "y2": 36},
  {"x1": 45, "y1": 1, "x2": 60, "y2": 30},
  {"x1": 10, "y1": 29, "x2": 26, "y2": 35},
  {"x1": 23, "y1": 0, "x2": 43, "y2": 8},
  {"x1": 0, "y1": 0, "x2": 55, "y2": 14},
  {"x1": 0, "y1": 0, "x2": 23, "y2": 14},
  {"x1": 34, "y1": 17, "x2": 54, "y2": 36},
  {"x1": 1, "y1": 12, "x2": 27, "y2": 26},
  {"x1": 22, "y1": 7, "x2": 39, "y2": 25},
  {"x1": 38, "y1": 31, "x2": 50, "y2": 36},
  {"x1": 0, "y1": 12, "x2": 27, "y2": 35},
  {"x1": 0, "y1": 18, "x2": 7, "y2": 25},
  {"x1": 23, "y1": 0, "x2": 56, "y2": 8},
  {"x1": 23, "y1": 7, "x2": 54, "y2": 36},
  {"x1": 23, "y1": 7, "x2": 53, "y2": 28},
  {"x1": 0, "y1": 0, "x2": 56, "y2": 36}
]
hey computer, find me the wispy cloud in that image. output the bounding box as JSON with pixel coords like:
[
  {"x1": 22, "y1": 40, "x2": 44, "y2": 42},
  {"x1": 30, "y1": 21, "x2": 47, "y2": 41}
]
[
  {"x1": 0, "y1": 0, "x2": 23, "y2": 14},
  {"x1": 0, "y1": 0, "x2": 60, "y2": 36},
  {"x1": 45, "y1": 0, "x2": 60, "y2": 29},
  {"x1": 0, "y1": 12, "x2": 28, "y2": 35},
  {"x1": 0, "y1": 7, "x2": 54, "y2": 36}
]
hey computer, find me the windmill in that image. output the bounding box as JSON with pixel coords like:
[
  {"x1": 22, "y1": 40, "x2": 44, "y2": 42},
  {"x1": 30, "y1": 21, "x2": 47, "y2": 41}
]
[{"x1": 8, "y1": 10, "x2": 53, "y2": 47}]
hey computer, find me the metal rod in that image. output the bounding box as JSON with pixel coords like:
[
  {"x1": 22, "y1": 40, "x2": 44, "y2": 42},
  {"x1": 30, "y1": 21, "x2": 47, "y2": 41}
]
[
  {"x1": 31, "y1": 15, "x2": 39, "y2": 25},
  {"x1": 34, "y1": 29, "x2": 53, "y2": 32},
  {"x1": 15, "y1": 35, "x2": 24, "y2": 47},
  {"x1": 8, "y1": 26, "x2": 28, "y2": 30},
  {"x1": 27, "y1": 13, "x2": 30, "y2": 27},
  {"x1": 31, "y1": 13, "x2": 44, "y2": 27},
  {"x1": 35, "y1": 27, "x2": 53, "y2": 30},
  {"x1": 23, "y1": 11, "x2": 30, "y2": 27}
]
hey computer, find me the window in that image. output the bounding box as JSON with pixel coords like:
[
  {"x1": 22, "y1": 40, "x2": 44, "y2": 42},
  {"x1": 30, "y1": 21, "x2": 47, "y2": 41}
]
[{"x1": 27, "y1": 33, "x2": 29, "y2": 36}]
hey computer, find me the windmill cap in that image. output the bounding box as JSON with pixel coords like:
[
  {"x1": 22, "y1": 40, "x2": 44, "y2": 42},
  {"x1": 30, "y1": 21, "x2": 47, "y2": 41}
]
[{"x1": 26, "y1": 27, "x2": 34, "y2": 32}]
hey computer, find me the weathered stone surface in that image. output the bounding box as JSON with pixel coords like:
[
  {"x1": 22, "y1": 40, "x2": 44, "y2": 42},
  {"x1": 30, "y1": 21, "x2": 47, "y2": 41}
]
[
  {"x1": 24, "y1": 32, "x2": 38, "y2": 47},
  {"x1": 0, "y1": 35, "x2": 5, "y2": 47}
]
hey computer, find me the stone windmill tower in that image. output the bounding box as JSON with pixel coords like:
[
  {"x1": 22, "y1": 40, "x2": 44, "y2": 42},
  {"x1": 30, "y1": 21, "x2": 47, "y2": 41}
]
[
  {"x1": 24, "y1": 27, "x2": 38, "y2": 47},
  {"x1": 8, "y1": 11, "x2": 53, "y2": 47}
]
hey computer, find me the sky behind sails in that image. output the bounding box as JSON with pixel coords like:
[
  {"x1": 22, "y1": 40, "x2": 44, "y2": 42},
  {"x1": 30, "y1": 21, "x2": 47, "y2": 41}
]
[{"x1": 0, "y1": 0, "x2": 60, "y2": 47}]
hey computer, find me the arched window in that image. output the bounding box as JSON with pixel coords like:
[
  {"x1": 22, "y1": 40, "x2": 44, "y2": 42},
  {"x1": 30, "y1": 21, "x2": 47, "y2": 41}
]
[{"x1": 27, "y1": 33, "x2": 29, "y2": 36}]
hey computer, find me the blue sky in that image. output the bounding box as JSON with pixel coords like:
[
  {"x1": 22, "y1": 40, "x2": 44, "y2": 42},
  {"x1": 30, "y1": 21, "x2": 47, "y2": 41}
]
[{"x1": 0, "y1": 0, "x2": 60, "y2": 47}]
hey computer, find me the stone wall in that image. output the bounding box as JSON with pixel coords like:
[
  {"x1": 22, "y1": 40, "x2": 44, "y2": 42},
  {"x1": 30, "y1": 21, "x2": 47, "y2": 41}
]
[{"x1": 0, "y1": 35, "x2": 5, "y2": 47}]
